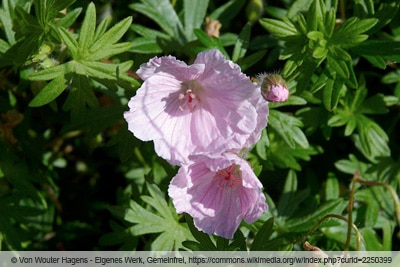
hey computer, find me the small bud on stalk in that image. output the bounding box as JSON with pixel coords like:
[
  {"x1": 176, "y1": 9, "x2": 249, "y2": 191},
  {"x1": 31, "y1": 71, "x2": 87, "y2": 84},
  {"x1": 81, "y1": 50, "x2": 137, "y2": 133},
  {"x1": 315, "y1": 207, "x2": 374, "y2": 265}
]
[{"x1": 256, "y1": 73, "x2": 289, "y2": 102}]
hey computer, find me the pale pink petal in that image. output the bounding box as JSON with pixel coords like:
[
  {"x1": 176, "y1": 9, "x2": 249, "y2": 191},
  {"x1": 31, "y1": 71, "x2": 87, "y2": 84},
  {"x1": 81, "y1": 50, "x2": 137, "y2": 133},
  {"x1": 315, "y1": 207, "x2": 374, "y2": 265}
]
[
  {"x1": 124, "y1": 76, "x2": 184, "y2": 141},
  {"x1": 125, "y1": 49, "x2": 269, "y2": 165},
  {"x1": 244, "y1": 87, "x2": 269, "y2": 147},
  {"x1": 168, "y1": 153, "x2": 267, "y2": 239},
  {"x1": 137, "y1": 56, "x2": 204, "y2": 81}
]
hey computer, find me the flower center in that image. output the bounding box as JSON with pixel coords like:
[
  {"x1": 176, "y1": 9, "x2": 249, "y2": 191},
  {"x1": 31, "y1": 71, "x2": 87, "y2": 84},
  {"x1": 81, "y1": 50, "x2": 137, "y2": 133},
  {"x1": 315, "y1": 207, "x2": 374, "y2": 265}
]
[
  {"x1": 214, "y1": 164, "x2": 242, "y2": 189},
  {"x1": 179, "y1": 80, "x2": 201, "y2": 111}
]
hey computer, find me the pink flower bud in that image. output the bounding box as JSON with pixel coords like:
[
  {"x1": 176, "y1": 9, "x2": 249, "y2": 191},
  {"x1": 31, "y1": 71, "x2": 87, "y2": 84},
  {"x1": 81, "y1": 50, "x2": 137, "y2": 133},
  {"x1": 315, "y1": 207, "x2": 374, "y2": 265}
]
[{"x1": 256, "y1": 73, "x2": 289, "y2": 102}]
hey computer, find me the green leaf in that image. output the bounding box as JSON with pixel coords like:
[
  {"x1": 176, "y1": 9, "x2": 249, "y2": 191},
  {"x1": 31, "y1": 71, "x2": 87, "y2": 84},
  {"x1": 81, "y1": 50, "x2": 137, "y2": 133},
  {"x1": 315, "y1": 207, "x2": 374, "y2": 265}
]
[
  {"x1": 283, "y1": 199, "x2": 347, "y2": 232},
  {"x1": 334, "y1": 154, "x2": 364, "y2": 175},
  {"x1": 255, "y1": 129, "x2": 269, "y2": 160},
  {"x1": 237, "y1": 50, "x2": 267, "y2": 71},
  {"x1": 382, "y1": 69, "x2": 400, "y2": 84},
  {"x1": 183, "y1": 0, "x2": 209, "y2": 41},
  {"x1": 82, "y1": 60, "x2": 133, "y2": 80},
  {"x1": 312, "y1": 47, "x2": 328, "y2": 59},
  {"x1": 130, "y1": 37, "x2": 163, "y2": 54},
  {"x1": 350, "y1": 82, "x2": 368, "y2": 111},
  {"x1": 78, "y1": 2, "x2": 96, "y2": 50},
  {"x1": 277, "y1": 170, "x2": 310, "y2": 218},
  {"x1": 344, "y1": 117, "x2": 357, "y2": 136},
  {"x1": 0, "y1": 216, "x2": 22, "y2": 250},
  {"x1": 296, "y1": 106, "x2": 331, "y2": 136},
  {"x1": 250, "y1": 217, "x2": 274, "y2": 251},
  {"x1": 193, "y1": 29, "x2": 229, "y2": 58},
  {"x1": 277, "y1": 170, "x2": 297, "y2": 215},
  {"x1": 185, "y1": 214, "x2": 216, "y2": 250},
  {"x1": 209, "y1": 0, "x2": 246, "y2": 26},
  {"x1": 0, "y1": 0, "x2": 19, "y2": 45},
  {"x1": 327, "y1": 56, "x2": 349, "y2": 79},
  {"x1": 352, "y1": 40, "x2": 400, "y2": 57},
  {"x1": 327, "y1": 113, "x2": 348, "y2": 127},
  {"x1": 0, "y1": 39, "x2": 10, "y2": 53},
  {"x1": 28, "y1": 61, "x2": 74, "y2": 81},
  {"x1": 107, "y1": 125, "x2": 137, "y2": 162},
  {"x1": 355, "y1": 189, "x2": 380, "y2": 227},
  {"x1": 131, "y1": 23, "x2": 171, "y2": 39},
  {"x1": 90, "y1": 42, "x2": 132, "y2": 61},
  {"x1": 228, "y1": 230, "x2": 247, "y2": 251},
  {"x1": 322, "y1": 75, "x2": 343, "y2": 111},
  {"x1": 89, "y1": 16, "x2": 133, "y2": 54},
  {"x1": 372, "y1": 2, "x2": 400, "y2": 33},
  {"x1": 361, "y1": 228, "x2": 384, "y2": 251},
  {"x1": 29, "y1": 76, "x2": 68, "y2": 107},
  {"x1": 306, "y1": 0, "x2": 326, "y2": 32},
  {"x1": 58, "y1": 28, "x2": 79, "y2": 58},
  {"x1": 382, "y1": 218, "x2": 394, "y2": 251},
  {"x1": 287, "y1": 0, "x2": 313, "y2": 19},
  {"x1": 331, "y1": 17, "x2": 378, "y2": 48},
  {"x1": 232, "y1": 22, "x2": 251, "y2": 62},
  {"x1": 216, "y1": 236, "x2": 229, "y2": 250},
  {"x1": 130, "y1": 0, "x2": 185, "y2": 44},
  {"x1": 360, "y1": 94, "x2": 389, "y2": 115},
  {"x1": 269, "y1": 110, "x2": 309, "y2": 149},
  {"x1": 0, "y1": 143, "x2": 44, "y2": 203},
  {"x1": 55, "y1": 7, "x2": 82, "y2": 29},
  {"x1": 62, "y1": 105, "x2": 123, "y2": 137},
  {"x1": 354, "y1": 115, "x2": 390, "y2": 161},
  {"x1": 62, "y1": 74, "x2": 99, "y2": 121},
  {"x1": 362, "y1": 55, "x2": 387, "y2": 69},
  {"x1": 259, "y1": 18, "x2": 297, "y2": 38},
  {"x1": 325, "y1": 173, "x2": 339, "y2": 200},
  {"x1": 123, "y1": 183, "x2": 192, "y2": 250}
]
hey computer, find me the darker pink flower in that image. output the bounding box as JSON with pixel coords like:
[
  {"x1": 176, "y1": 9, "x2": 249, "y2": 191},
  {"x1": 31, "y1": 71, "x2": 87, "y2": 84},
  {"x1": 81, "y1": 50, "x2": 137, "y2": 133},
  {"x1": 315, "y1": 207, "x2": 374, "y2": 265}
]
[
  {"x1": 257, "y1": 73, "x2": 289, "y2": 102},
  {"x1": 124, "y1": 49, "x2": 268, "y2": 165},
  {"x1": 168, "y1": 153, "x2": 267, "y2": 239}
]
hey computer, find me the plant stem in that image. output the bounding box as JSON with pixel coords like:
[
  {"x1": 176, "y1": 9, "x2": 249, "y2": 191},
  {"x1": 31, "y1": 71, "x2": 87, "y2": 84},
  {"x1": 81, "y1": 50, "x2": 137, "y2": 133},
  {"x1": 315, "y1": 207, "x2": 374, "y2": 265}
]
[
  {"x1": 345, "y1": 172, "x2": 358, "y2": 251},
  {"x1": 291, "y1": 213, "x2": 361, "y2": 251},
  {"x1": 354, "y1": 176, "x2": 400, "y2": 225}
]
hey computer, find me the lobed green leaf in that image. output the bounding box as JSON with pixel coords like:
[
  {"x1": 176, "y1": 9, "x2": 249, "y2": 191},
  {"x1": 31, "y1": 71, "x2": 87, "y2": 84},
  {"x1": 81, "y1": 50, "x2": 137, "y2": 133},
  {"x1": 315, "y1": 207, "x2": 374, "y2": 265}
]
[
  {"x1": 29, "y1": 76, "x2": 68, "y2": 107},
  {"x1": 58, "y1": 28, "x2": 79, "y2": 58},
  {"x1": 90, "y1": 17, "x2": 133, "y2": 53},
  {"x1": 250, "y1": 217, "x2": 275, "y2": 251},
  {"x1": 269, "y1": 110, "x2": 309, "y2": 149},
  {"x1": 78, "y1": 2, "x2": 96, "y2": 50},
  {"x1": 259, "y1": 18, "x2": 297, "y2": 38}
]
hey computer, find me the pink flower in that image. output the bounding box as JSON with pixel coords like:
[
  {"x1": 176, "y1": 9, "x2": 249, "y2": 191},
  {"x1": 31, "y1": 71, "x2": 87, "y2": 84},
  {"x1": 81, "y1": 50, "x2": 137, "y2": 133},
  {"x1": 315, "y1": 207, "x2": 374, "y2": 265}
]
[
  {"x1": 124, "y1": 49, "x2": 268, "y2": 165},
  {"x1": 168, "y1": 153, "x2": 267, "y2": 239},
  {"x1": 257, "y1": 73, "x2": 289, "y2": 102}
]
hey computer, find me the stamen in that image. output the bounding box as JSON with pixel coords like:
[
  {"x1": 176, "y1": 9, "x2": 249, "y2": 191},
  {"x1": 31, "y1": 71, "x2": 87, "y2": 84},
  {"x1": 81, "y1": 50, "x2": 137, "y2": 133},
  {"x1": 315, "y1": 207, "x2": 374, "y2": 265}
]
[
  {"x1": 178, "y1": 81, "x2": 201, "y2": 112},
  {"x1": 214, "y1": 165, "x2": 242, "y2": 189}
]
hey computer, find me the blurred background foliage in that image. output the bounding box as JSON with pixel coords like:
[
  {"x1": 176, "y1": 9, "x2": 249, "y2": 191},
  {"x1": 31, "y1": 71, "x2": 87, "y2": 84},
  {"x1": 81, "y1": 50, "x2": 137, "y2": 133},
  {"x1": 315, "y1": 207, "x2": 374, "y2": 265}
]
[{"x1": 0, "y1": 0, "x2": 399, "y2": 251}]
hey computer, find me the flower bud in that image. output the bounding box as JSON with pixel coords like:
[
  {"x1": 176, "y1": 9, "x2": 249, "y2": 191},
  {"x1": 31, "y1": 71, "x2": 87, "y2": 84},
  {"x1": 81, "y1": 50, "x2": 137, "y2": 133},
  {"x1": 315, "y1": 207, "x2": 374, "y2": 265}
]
[{"x1": 256, "y1": 73, "x2": 289, "y2": 102}]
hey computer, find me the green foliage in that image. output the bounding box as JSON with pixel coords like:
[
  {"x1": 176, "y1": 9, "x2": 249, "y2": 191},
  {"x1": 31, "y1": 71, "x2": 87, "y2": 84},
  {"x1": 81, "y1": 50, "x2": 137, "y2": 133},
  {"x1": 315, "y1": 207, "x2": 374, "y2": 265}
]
[
  {"x1": 0, "y1": 0, "x2": 399, "y2": 252},
  {"x1": 259, "y1": 0, "x2": 399, "y2": 110},
  {"x1": 106, "y1": 183, "x2": 192, "y2": 250},
  {"x1": 28, "y1": 2, "x2": 137, "y2": 110}
]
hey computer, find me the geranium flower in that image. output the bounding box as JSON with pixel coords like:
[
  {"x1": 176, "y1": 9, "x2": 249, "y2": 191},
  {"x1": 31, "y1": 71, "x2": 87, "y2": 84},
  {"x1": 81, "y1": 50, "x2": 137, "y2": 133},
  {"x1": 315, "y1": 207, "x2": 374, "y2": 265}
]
[
  {"x1": 168, "y1": 153, "x2": 267, "y2": 239},
  {"x1": 124, "y1": 49, "x2": 268, "y2": 165}
]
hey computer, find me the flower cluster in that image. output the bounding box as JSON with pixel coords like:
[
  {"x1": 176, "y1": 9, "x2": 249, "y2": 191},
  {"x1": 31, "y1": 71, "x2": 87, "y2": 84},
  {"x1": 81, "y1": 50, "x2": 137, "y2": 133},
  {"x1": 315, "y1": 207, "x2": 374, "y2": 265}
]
[{"x1": 124, "y1": 49, "x2": 275, "y2": 238}]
